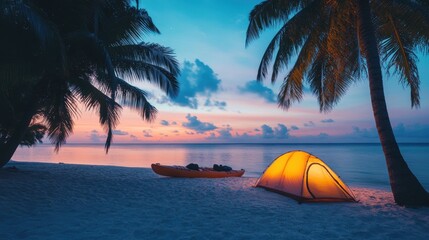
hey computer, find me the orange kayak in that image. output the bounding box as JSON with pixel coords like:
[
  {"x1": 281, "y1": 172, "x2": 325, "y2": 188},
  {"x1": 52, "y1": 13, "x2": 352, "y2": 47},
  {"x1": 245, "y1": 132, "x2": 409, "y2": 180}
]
[{"x1": 151, "y1": 163, "x2": 245, "y2": 178}]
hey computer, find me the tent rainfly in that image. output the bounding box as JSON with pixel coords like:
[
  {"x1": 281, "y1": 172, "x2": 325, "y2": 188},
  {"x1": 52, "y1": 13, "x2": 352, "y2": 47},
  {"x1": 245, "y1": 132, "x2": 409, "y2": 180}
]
[{"x1": 256, "y1": 150, "x2": 356, "y2": 203}]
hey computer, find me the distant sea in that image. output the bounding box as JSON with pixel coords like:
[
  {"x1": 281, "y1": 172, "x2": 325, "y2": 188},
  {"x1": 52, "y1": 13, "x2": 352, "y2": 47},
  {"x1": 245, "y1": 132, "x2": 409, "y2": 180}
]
[{"x1": 12, "y1": 143, "x2": 429, "y2": 190}]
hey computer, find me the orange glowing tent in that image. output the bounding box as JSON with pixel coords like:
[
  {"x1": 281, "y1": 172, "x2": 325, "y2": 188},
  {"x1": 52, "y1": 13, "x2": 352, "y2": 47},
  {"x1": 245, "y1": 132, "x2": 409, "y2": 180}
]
[{"x1": 256, "y1": 150, "x2": 356, "y2": 203}]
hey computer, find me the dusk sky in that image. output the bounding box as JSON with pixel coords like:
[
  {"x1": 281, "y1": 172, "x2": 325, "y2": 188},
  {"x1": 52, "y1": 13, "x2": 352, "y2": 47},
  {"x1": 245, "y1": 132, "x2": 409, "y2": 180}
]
[{"x1": 68, "y1": 0, "x2": 429, "y2": 144}]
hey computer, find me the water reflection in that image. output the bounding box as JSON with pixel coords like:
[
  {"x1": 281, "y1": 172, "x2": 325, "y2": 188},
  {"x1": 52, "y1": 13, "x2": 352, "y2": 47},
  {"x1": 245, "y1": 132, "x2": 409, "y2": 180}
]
[{"x1": 14, "y1": 144, "x2": 190, "y2": 167}]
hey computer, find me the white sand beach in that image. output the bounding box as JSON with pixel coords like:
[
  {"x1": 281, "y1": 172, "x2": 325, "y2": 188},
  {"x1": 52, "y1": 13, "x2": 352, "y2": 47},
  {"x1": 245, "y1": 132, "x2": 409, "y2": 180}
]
[{"x1": 1, "y1": 161, "x2": 428, "y2": 240}]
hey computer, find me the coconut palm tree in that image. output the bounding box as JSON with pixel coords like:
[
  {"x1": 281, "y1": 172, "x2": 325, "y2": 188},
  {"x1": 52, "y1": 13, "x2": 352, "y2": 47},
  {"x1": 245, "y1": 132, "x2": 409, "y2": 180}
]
[
  {"x1": 246, "y1": 0, "x2": 429, "y2": 206},
  {"x1": 0, "y1": 0, "x2": 179, "y2": 167}
]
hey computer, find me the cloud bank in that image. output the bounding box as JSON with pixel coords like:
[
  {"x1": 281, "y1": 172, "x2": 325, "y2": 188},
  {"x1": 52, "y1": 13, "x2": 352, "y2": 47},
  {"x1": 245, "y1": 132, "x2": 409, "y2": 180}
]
[
  {"x1": 182, "y1": 114, "x2": 217, "y2": 133},
  {"x1": 169, "y1": 59, "x2": 224, "y2": 109}
]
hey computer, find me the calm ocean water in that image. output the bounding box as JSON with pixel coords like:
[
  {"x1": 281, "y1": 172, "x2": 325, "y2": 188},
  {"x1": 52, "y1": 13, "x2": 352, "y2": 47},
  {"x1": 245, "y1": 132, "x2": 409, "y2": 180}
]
[{"x1": 12, "y1": 143, "x2": 429, "y2": 190}]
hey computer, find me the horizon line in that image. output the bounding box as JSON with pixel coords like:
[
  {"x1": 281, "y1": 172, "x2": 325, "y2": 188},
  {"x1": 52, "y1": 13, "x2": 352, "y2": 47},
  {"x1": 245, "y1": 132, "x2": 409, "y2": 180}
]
[{"x1": 34, "y1": 142, "x2": 429, "y2": 146}]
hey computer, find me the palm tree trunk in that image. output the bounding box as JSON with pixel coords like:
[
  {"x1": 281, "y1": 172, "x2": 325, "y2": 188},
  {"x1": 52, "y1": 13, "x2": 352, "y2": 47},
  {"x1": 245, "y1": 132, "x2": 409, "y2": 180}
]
[
  {"x1": 357, "y1": 0, "x2": 429, "y2": 206},
  {"x1": 0, "y1": 110, "x2": 34, "y2": 168},
  {"x1": 0, "y1": 84, "x2": 41, "y2": 168}
]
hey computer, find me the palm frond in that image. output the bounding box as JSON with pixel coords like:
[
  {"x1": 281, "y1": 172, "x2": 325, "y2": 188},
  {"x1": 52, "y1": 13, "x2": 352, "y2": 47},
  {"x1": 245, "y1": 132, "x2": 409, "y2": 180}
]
[
  {"x1": 377, "y1": 0, "x2": 429, "y2": 54},
  {"x1": 104, "y1": 123, "x2": 113, "y2": 152},
  {"x1": 70, "y1": 76, "x2": 122, "y2": 126},
  {"x1": 112, "y1": 59, "x2": 179, "y2": 97},
  {"x1": 70, "y1": 75, "x2": 121, "y2": 151},
  {"x1": 109, "y1": 43, "x2": 180, "y2": 77},
  {"x1": 40, "y1": 77, "x2": 78, "y2": 151},
  {"x1": 277, "y1": 24, "x2": 325, "y2": 110},
  {"x1": 318, "y1": 2, "x2": 360, "y2": 111},
  {"x1": 255, "y1": 26, "x2": 283, "y2": 81},
  {"x1": 321, "y1": 58, "x2": 356, "y2": 112},
  {"x1": 268, "y1": 0, "x2": 322, "y2": 82},
  {"x1": 246, "y1": 0, "x2": 310, "y2": 46},
  {"x1": 99, "y1": 4, "x2": 160, "y2": 45},
  {"x1": 20, "y1": 122, "x2": 47, "y2": 147},
  {"x1": 277, "y1": 1, "x2": 359, "y2": 112},
  {"x1": 307, "y1": 48, "x2": 326, "y2": 111},
  {"x1": 66, "y1": 31, "x2": 119, "y2": 97},
  {"x1": 379, "y1": 15, "x2": 420, "y2": 107},
  {"x1": 116, "y1": 77, "x2": 158, "y2": 122},
  {"x1": 388, "y1": 0, "x2": 429, "y2": 26}
]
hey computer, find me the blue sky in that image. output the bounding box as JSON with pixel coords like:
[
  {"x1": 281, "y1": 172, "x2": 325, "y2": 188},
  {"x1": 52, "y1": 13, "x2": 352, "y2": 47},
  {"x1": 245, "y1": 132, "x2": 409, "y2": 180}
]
[{"x1": 70, "y1": 0, "x2": 429, "y2": 143}]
